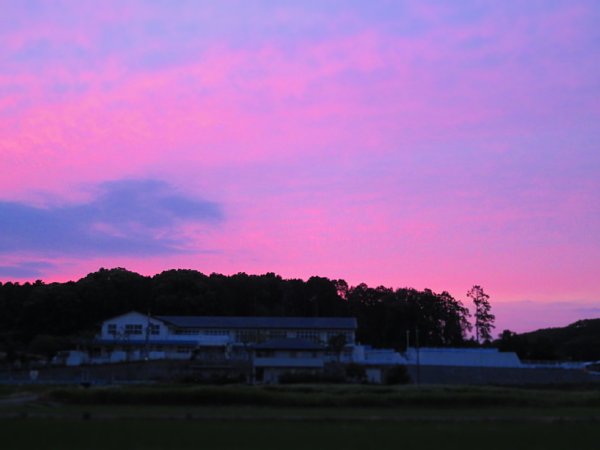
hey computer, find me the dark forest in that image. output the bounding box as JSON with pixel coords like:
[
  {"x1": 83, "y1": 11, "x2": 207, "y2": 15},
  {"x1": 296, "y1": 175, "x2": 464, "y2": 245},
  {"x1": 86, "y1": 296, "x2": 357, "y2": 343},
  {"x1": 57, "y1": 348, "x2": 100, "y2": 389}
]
[{"x1": 0, "y1": 268, "x2": 597, "y2": 361}]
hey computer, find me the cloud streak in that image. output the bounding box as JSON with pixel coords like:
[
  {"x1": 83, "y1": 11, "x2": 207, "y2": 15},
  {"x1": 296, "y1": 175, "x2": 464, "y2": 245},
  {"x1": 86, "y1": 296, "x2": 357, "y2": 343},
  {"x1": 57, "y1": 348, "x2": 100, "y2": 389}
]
[
  {"x1": 0, "y1": 261, "x2": 57, "y2": 279},
  {"x1": 0, "y1": 179, "x2": 223, "y2": 257}
]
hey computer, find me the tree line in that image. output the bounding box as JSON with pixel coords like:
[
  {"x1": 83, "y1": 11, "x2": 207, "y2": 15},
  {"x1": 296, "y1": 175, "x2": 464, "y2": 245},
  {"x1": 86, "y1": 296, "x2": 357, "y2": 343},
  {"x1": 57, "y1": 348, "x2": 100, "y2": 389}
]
[
  {"x1": 0, "y1": 268, "x2": 500, "y2": 360},
  {"x1": 6, "y1": 267, "x2": 597, "y2": 361},
  {"x1": 496, "y1": 319, "x2": 600, "y2": 361}
]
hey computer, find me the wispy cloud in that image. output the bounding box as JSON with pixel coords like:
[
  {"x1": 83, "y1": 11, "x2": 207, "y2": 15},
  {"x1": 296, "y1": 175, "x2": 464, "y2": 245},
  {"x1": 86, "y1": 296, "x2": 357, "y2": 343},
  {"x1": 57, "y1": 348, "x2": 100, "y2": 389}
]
[
  {"x1": 0, "y1": 179, "x2": 223, "y2": 257},
  {"x1": 0, "y1": 261, "x2": 56, "y2": 279}
]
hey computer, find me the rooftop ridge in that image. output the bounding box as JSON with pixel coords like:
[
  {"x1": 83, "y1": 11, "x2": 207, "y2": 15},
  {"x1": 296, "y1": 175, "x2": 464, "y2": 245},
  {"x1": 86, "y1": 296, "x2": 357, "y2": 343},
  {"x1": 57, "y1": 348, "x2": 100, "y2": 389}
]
[{"x1": 153, "y1": 315, "x2": 357, "y2": 329}]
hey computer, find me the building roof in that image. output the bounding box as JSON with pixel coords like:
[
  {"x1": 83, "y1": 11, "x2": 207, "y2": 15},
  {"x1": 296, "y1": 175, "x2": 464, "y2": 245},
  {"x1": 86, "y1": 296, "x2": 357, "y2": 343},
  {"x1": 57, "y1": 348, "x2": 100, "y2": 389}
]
[
  {"x1": 254, "y1": 338, "x2": 325, "y2": 351},
  {"x1": 94, "y1": 339, "x2": 199, "y2": 346},
  {"x1": 154, "y1": 315, "x2": 357, "y2": 330}
]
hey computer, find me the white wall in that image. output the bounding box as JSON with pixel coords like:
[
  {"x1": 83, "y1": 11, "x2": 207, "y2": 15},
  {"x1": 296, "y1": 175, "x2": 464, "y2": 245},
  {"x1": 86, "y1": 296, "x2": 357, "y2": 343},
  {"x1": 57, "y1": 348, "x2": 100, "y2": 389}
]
[
  {"x1": 100, "y1": 311, "x2": 169, "y2": 340},
  {"x1": 404, "y1": 347, "x2": 522, "y2": 368}
]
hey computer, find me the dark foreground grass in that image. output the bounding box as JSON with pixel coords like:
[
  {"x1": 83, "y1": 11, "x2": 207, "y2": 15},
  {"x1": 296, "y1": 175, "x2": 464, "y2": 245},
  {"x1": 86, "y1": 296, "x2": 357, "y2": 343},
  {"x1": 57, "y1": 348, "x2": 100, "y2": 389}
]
[
  {"x1": 2, "y1": 418, "x2": 600, "y2": 450},
  {"x1": 46, "y1": 383, "x2": 600, "y2": 408},
  {"x1": 3, "y1": 385, "x2": 600, "y2": 450}
]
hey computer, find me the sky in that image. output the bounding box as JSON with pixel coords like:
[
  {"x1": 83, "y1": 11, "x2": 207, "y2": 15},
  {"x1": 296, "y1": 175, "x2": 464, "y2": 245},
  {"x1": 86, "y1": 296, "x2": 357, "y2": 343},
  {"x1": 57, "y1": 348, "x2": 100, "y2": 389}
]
[{"x1": 1, "y1": 0, "x2": 599, "y2": 333}]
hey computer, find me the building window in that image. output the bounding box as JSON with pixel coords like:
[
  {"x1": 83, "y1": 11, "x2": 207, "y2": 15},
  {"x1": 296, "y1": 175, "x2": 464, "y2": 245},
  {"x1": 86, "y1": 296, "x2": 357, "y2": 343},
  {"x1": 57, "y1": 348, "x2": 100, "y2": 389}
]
[
  {"x1": 107, "y1": 324, "x2": 117, "y2": 336},
  {"x1": 124, "y1": 324, "x2": 143, "y2": 335},
  {"x1": 204, "y1": 329, "x2": 229, "y2": 336},
  {"x1": 236, "y1": 330, "x2": 259, "y2": 343},
  {"x1": 297, "y1": 330, "x2": 320, "y2": 343},
  {"x1": 327, "y1": 331, "x2": 354, "y2": 344},
  {"x1": 174, "y1": 329, "x2": 199, "y2": 335},
  {"x1": 149, "y1": 324, "x2": 160, "y2": 335},
  {"x1": 269, "y1": 330, "x2": 286, "y2": 339}
]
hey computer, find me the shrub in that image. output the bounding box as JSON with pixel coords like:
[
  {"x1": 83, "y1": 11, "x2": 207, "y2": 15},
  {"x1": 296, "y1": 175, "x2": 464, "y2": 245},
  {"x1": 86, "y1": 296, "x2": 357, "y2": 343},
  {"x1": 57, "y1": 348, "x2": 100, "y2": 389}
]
[
  {"x1": 278, "y1": 372, "x2": 344, "y2": 384},
  {"x1": 384, "y1": 365, "x2": 411, "y2": 385},
  {"x1": 345, "y1": 363, "x2": 367, "y2": 382}
]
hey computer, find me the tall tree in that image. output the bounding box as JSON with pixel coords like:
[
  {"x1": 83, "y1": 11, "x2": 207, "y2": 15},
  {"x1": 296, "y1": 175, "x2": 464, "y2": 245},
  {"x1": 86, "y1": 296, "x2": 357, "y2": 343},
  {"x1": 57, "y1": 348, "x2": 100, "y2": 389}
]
[
  {"x1": 467, "y1": 285, "x2": 495, "y2": 343},
  {"x1": 327, "y1": 333, "x2": 347, "y2": 364}
]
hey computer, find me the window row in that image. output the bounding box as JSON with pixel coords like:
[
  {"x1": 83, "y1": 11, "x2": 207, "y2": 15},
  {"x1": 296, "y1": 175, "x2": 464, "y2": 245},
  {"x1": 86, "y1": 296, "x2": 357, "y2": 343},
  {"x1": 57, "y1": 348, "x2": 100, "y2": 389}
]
[{"x1": 106, "y1": 323, "x2": 160, "y2": 336}]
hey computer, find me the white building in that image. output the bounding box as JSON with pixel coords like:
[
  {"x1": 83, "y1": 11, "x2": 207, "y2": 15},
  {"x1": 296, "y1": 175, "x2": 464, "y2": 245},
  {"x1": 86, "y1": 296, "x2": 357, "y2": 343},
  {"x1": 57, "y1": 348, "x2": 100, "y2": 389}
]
[
  {"x1": 64, "y1": 311, "x2": 523, "y2": 383},
  {"x1": 84, "y1": 311, "x2": 360, "y2": 381}
]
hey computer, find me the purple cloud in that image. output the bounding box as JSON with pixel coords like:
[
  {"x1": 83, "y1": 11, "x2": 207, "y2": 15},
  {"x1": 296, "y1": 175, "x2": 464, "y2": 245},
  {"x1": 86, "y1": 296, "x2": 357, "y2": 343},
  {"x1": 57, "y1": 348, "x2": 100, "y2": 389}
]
[{"x1": 0, "y1": 179, "x2": 223, "y2": 257}]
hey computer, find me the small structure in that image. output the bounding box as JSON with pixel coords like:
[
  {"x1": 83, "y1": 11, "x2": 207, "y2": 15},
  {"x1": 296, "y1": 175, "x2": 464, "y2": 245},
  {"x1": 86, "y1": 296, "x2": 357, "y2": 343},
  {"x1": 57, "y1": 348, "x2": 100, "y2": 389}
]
[
  {"x1": 403, "y1": 347, "x2": 522, "y2": 368},
  {"x1": 254, "y1": 338, "x2": 326, "y2": 383}
]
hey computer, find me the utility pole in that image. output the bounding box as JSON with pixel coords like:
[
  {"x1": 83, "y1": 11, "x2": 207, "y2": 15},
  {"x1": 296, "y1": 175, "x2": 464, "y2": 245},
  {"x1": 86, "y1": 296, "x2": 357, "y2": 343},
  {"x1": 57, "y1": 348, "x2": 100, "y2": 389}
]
[
  {"x1": 144, "y1": 310, "x2": 151, "y2": 361},
  {"x1": 415, "y1": 327, "x2": 421, "y2": 386}
]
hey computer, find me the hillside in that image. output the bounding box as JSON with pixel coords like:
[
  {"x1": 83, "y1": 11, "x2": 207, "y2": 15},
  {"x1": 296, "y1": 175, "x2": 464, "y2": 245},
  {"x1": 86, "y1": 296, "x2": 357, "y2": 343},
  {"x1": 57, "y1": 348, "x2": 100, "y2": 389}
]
[{"x1": 497, "y1": 319, "x2": 600, "y2": 361}]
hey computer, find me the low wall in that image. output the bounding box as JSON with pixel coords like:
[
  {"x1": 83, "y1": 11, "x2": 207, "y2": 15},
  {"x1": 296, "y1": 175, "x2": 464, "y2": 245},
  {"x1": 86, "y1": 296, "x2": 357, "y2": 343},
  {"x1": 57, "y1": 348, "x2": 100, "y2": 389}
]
[
  {"x1": 1, "y1": 361, "x2": 599, "y2": 386},
  {"x1": 0, "y1": 360, "x2": 213, "y2": 384},
  {"x1": 405, "y1": 364, "x2": 600, "y2": 385}
]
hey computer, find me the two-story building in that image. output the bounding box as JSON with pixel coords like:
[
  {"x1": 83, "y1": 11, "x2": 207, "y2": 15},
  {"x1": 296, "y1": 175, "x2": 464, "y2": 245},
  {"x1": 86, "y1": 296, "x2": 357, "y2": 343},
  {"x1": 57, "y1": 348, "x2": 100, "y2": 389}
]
[
  {"x1": 62, "y1": 311, "x2": 524, "y2": 384},
  {"x1": 87, "y1": 311, "x2": 358, "y2": 382}
]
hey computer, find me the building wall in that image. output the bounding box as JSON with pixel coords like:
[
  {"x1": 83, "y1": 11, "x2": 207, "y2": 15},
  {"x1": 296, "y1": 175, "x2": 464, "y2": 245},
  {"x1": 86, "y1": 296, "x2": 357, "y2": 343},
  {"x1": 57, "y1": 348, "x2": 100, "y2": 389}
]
[
  {"x1": 94, "y1": 312, "x2": 358, "y2": 373},
  {"x1": 404, "y1": 348, "x2": 522, "y2": 368},
  {"x1": 98, "y1": 312, "x2": 356, "y2": 347},
  {"x1": 100, "y1": 311, "x2": 169, "y2": 340},
  {"x1": 405, "y1": 365, "x2": 599, "y2": 385}
]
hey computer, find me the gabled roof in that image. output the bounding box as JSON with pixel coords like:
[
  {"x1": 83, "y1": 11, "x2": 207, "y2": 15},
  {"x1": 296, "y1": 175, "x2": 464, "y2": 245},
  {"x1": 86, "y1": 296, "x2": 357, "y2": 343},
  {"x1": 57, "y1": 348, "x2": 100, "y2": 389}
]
[{"x1": 154, "y1": 315, "x2": 357, "y2": 330}]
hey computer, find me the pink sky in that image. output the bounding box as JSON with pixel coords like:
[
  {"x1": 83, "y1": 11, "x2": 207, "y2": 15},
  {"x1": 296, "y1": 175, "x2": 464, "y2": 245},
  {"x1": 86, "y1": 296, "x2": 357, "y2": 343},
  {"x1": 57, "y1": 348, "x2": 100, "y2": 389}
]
[{"x1": 1, "y1": 1, "x2": 599, "y2": 332}]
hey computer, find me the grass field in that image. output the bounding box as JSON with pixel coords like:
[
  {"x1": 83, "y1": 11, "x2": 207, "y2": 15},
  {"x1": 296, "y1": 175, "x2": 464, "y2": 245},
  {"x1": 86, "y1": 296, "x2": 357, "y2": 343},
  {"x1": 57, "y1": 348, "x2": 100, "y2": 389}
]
[
  {"x1": 2, "y1": 418, "x2": 600, "y2": 450},
  {"x1": 41, "y1": 383, "x2": 600, "y2": 407},
  {"x1": 1, "y1": 384, "x2": 599, "y2": 450}
]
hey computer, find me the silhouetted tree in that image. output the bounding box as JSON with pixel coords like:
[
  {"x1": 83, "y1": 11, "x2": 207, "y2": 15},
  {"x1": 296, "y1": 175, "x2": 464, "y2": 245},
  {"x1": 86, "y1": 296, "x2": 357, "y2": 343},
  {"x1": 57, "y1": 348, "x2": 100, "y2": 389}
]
[
  {"x1": 467, "y1": 285, "x2": 495, "y2": 343},
  {"x1": 494, "y1": 319, "x2": 600, "y2": 361},
  {"x1": 327, "y1": 333, "x2": 347, "y2": 364}
]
